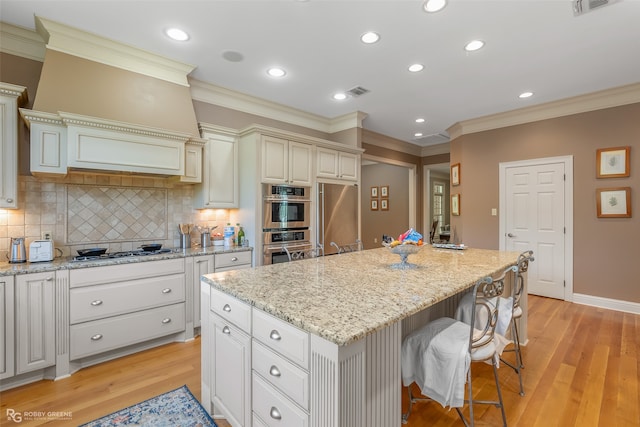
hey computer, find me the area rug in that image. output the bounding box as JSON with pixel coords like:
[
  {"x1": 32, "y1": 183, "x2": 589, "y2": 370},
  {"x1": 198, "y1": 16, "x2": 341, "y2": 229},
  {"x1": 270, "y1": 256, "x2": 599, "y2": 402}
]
[{"x1": 80, "y1": 385, "x2": 217, "y2": 427}]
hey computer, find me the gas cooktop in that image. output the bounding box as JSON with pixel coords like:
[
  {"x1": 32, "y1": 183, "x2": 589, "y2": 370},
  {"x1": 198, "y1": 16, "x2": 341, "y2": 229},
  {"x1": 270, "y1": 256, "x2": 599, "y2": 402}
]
[{"x1": 72, "y1": 248, "x2": 176, "y2": 262}]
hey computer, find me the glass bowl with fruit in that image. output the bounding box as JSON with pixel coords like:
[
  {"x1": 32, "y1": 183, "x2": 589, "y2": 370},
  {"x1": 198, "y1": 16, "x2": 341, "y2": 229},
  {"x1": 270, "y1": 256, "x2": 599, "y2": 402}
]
[{"x1": 382, "y1": 229, "x2": 424, "y2": 269}]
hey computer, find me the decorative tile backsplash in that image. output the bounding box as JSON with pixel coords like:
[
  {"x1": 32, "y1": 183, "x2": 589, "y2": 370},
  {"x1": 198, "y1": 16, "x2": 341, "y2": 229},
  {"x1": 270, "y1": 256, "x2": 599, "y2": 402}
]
[
  {"x1": 66, "y1": 185, "x2": 168, "y2": 243},
  {"x1": 0, "y1": 173, "x2": 235, "y2": 259}
]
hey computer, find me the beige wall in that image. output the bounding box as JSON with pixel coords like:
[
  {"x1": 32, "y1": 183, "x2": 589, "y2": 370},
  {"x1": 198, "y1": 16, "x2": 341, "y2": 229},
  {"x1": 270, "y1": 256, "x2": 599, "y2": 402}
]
[
  {"x1": 451, "y1": 103, "x2": 640, "y2": 302},
  {"x1": 361, "y1": 163, "x2": 410, "y2": 249}
]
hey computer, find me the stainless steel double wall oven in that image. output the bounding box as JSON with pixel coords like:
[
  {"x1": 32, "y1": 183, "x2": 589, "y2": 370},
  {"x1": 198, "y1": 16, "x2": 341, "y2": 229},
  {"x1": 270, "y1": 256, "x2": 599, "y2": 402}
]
[{"x1": 262, "y1": 184, "x2": 312, "y2": 265}]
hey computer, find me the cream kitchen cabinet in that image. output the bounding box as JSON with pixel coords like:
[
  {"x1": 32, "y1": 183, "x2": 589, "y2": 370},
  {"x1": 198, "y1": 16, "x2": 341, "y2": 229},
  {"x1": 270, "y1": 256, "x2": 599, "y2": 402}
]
[
  {"x1": 15, "y1": 272, "x2": 56, "y2": 375},
  {"x1": 0, "y1": 277, "x2": 15, "y2": 379},
  {"x1": 208, "y1": 287, "x2": 252, "y2": 427},
  {"x1": 196, "y1": 125, "x2": 239, "y2": 208},
  {"x1": 316, "y1": 146, "x2": 360, "y2": 182},
  {"x1": 0, "y1": 83, "x2": 27, "y2": 209},
  {"x1": 69, "y1": 258, "x2": 186, "y2": 360},
  {"x1": 261, "y1": 135, "x2": 312, "y2": 186}
]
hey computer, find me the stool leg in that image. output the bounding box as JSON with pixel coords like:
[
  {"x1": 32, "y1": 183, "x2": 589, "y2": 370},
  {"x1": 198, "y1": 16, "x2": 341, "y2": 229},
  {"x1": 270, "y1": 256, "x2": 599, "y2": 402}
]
[
  {"x1": 511, "y1": 318, "x2": 525, "y2": 396},
  {"x1": 492, "y1": 359, "x2": 508, "y2": 427},
  {"x1": 402, "y1": 386, "x2": 413, "y2": 424}
]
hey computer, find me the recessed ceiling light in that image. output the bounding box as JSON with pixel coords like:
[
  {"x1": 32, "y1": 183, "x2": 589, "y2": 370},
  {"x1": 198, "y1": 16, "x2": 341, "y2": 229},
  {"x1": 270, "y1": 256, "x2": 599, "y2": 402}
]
[
  {"x1": 423, "y1": 0, "x2": 447, "y2": 13},
  {"x1": 333, "y1": 93, "x2": 347, "y2": 100},
  {"x1": 415, "y1": 132, "x2": 424, "y2": 137},
  {"x1": 165, "y1": 28, "x2": 189, "y2": 41},
  {"x1": 464, "y1": 40, "x2": 485, "y2": 52},
  {"x1": 519, "y1": 91, "x2": 534, "y2": 99},
  {"x1": 408, "y1": 64, "x2": 425, "y2": 73},
  {"x1": 267, "y1": 67, "x2": 286, "y2": 77},
  {"x1": 361, "y1": 31, "x2": 380, "y2": 44},
  {"x1": 415, "y1": 118, "x2": 425, "y2": 123}
]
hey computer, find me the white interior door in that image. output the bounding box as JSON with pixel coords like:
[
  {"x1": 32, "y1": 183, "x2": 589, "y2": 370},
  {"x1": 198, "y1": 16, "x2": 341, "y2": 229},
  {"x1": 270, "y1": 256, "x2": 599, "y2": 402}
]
[{"x1": 500, "y1": 157, "x2": 573, "y2": 300}]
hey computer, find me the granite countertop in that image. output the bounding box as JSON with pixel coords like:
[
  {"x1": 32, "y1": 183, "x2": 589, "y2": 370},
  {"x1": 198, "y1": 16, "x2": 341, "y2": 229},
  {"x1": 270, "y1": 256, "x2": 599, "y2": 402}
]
[
  {"x1": 0, "y1": 246, "x2": 253, "y2": 276},
  {"x1": 202, "y1": 246, "x2": 520, "y2": 347}
]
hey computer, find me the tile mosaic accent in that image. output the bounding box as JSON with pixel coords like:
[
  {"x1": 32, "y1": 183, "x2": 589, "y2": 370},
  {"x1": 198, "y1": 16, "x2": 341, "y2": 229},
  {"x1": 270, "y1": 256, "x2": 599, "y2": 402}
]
[{"x1": 66, "y1": 185, "x2": 168, "y2": 244}]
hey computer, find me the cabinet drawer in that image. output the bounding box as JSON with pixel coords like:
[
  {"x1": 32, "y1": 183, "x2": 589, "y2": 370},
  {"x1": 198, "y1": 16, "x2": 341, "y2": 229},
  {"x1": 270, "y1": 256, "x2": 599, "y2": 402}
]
[
  {"x1": 253, "y1": 309, "x2": 309, "y2": 369},
  {"x1": 210, "y1": 287, "x2": 251, "y2": 332},
  {"x1": 70, "y1": 274, "x2": 184, "y2": 324},
  {"x1": 70, "y1": 258, "x2": 184, "y2": 288},
  {"x1": 253, "y1": 374, "x2": 308, "y2": 427},
  {"x1": 70, "y1": 303, "x2": 185, "y2": 359},
  {"x1": 215, "y1": 251, "x2": 252, "y2": 270},
  {"x1": 253, "y1": 340, "x2": 309, "y2": 410}
]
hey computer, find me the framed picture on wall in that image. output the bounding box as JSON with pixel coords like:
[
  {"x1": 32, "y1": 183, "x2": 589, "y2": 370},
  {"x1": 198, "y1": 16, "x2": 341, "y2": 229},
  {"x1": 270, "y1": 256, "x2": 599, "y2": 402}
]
[
  {"x1": 371, "y1": 199, "x2": 378, "y2": 211},
  {"x1": 380, "y1": 199, "x2": 389, "y2": 211},
  {"x1": 381, "y1": 185, "x2": 389, "y2": 197},
  {"x1": 451, "y1": 194, "x2": 460, "y2": 216},
  {"x1": 451, "y1": 163, "x2": 461, "y2": 186},
  {"x1": 371, "y1": 186, "x2": 379, "y2": 198},
  {"x1": 596, "y1": 146, "x2": 630, "y2": 178},
  {"x1": 596, "y1": 187, "x2": 631, "y2": 218}
]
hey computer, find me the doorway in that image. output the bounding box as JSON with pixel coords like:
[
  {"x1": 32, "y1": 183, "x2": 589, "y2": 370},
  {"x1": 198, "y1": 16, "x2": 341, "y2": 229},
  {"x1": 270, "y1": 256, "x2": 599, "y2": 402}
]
[
  {"x1": 423, "y1": 163, "x2": 450, "y2": 242},
  {"x1": 499, "y1": 156, "x2": 574, "y2": 301}
]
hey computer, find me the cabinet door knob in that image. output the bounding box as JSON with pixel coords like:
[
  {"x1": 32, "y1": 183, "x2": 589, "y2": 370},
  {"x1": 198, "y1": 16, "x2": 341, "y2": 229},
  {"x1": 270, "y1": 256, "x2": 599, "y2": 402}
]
[
  {"x1": 223, "y1": 304, "x2": 232, "y2": 312},
  {"x1": 162, "y1": 318, "x2": 172, "y2": 324},
  {"x1": 222, "y1": 326, "x2": 231, "y2": 334},
  {"x1": 162, "y1": 288, "x2": 172, "y2": 294},
  {"x1": 270, "y1": 329, "x2": 281, "y2": 341},
  {"x1": 91, "y1": 334, "x2": 103, "y2": 341},
  {"x1": 269, "y1": 365, "x2": 281, "y2": 377},
  {"x1": 91, "y1": 300, "x2": 103, "y2": 306},
  {"x1": 6, "y1": 198, "x2": 13, "y2": 203},
  {"x1": 231, "y1": 257, "x2": 238, "y2": 262},
  {"x1": 46, "y1": 276, "x2": 54, "y2": 282},
  {"x1": 270, "y1": 407, "x2": 282, "y2": 420}
]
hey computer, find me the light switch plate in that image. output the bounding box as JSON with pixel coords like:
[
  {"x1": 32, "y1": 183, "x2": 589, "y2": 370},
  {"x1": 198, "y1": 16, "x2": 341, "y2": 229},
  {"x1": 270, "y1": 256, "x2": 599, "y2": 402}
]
[{"x1": 491, "y1": 208, "x2": 497, "y2": 216}]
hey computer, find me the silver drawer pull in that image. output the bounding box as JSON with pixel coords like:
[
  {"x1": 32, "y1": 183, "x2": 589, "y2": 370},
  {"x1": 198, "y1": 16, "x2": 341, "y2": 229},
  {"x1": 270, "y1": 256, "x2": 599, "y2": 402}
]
[
  {"x1": 223, "y1": 304, "x2": 232, "y2": 312},
  {"x1": 6, "y1": 198, "x2": 13, "y2": 203},
  {"x1": 91, "y1": 334, "x2": 103, "y2": 341},
  {"x1": 162, "y1": 288, "x2": 172, "y2": 294},
  {"x1": 231, "y1": 257, "x2": 238, "y2": 262},
  {"x1": 46, "y1": 276, "x2": 54, "y2": 282},
  {"x1": 270, "y1": 330, "x2": 281, "y2": 341},
  {"x1": 269, "y1": 365, "x2": 281, "y2": 377},
  {"x1": 162, "y1": 318, "x2": 172, "y2": 324},
  {"x1": 91, "y1": 300, "x2": 103, "y2": 306},
  {"x1": 222, "y1": 326, "x2": 231, "y2": 334},
  {"x1": 270, "y1": 406, "x2": 282, "y2": 420}
]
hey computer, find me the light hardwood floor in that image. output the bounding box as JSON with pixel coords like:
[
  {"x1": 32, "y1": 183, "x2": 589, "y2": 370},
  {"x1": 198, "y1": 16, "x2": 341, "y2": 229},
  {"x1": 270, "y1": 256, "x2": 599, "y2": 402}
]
[{"x1": 1, "y1": 295, "x2": 638, "y2": 426}]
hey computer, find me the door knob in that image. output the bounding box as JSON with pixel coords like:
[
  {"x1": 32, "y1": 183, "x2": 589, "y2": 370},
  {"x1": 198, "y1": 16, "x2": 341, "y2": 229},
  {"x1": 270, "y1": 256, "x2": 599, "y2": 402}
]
[{"x1": 507, "y1": 233, "x2": 516, "y2": 238}]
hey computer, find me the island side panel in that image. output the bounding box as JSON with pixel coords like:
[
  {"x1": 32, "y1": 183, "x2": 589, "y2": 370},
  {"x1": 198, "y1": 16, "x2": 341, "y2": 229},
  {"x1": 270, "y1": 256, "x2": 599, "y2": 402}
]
[
  {"x1": 310, "y1": 321, "x2": 402, "y2": 427},
  {"x1": 200, "y1": 281, "x2": 212, "y2": 414}
]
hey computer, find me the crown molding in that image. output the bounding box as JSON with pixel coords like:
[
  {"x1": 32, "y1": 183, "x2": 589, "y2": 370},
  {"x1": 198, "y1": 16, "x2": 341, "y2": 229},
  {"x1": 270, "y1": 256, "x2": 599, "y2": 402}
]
[
  {"x1": 189, "y1": 78, "x2": 366, "y2": 135},
  {"x1": 34, "y1": 16, "x2": 195, "y2": 86},
  {"x1": 420, "y1": 143, "x2": 450, "y2": 157},
  {"x1": 0, "y1": 83, "x2": 28, "y2": 105},
  {"x1": 448, "y1": 82, "x2": 640, "y2": 140},
  {"x1": 0, "y1": 22, "x2": 46, "y2": 61}
]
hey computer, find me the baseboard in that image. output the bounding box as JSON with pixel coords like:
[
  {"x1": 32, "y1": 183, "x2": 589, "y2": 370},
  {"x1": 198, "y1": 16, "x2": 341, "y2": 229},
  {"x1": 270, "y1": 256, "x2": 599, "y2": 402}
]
[{"x1": 573, "y1": 293, "x2": 640, "y2": 315}]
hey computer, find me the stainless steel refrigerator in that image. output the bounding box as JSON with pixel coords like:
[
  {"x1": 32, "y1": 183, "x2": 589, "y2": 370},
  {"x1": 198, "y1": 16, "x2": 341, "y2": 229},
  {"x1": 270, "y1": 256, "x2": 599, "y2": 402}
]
[{"x1": 317, "y1": 183, "x2": 359, "y2": 255}]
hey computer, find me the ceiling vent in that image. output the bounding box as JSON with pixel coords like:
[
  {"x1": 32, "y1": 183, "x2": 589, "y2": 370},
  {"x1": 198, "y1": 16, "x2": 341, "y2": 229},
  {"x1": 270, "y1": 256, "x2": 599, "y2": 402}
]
[
  {"x1": 573, "y1": 0, "x2": 618, "y2": 16},
  {"x1": 412, "y1": 132, "x2": 450, "y2": 146},
  {"x1": 346, "y1": 86, "x2": 370, "y2": 97}
]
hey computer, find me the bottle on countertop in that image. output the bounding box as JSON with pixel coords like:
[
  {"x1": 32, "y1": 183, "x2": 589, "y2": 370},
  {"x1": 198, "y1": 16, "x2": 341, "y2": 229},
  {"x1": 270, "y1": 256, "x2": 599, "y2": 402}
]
[
  {"x1": 236, "y1": 224, "x2": 245, "y2": 247},
  {"x1": 223, "y1": 222, "x2": 235, "y2": 248}
]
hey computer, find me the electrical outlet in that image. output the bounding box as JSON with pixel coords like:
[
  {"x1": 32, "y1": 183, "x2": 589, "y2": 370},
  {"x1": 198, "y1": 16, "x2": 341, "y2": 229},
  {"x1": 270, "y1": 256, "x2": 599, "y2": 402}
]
[
  {"x1": 42, "y1": 231, "x2": 53, "y2": 240},
  {"x1": 374, "y1": 237, "x2": 378, "y2": 243}
]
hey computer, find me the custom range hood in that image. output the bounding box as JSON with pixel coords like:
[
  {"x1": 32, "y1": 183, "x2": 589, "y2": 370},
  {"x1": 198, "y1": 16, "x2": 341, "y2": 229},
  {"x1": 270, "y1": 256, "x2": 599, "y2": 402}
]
[{"x1": 20, "y1": 17, "x2": 204, "y2": 179}]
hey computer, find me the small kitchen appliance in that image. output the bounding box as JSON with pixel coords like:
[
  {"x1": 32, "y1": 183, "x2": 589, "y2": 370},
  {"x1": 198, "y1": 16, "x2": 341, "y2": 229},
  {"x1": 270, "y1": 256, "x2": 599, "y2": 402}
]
[
  {"x1": 9, "y1": 237, "x2": 27, "y2": 263},
  {"x1": 29, "y1": 240, "x2": 54, "y2": 262}
]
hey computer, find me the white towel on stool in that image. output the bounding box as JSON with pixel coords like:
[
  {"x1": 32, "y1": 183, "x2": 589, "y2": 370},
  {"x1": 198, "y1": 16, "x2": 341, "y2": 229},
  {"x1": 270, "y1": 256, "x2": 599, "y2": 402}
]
[{"x1": 401, "y1": 317, "x2": 470, "y2": 408}]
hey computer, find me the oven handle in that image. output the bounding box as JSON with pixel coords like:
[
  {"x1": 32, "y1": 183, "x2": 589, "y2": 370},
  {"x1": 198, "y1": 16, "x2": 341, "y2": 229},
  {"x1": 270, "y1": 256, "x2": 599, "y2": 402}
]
[
  {"x1": 264, "y1": 197, "x2": 311, "y2": 202},
  {"x1": 264, "y1": 242, "x2": 312, "y2": 254}
]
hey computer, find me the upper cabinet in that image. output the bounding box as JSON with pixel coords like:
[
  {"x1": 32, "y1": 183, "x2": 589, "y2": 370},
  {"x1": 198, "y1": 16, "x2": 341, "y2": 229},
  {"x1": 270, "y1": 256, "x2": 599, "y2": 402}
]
[
  {"x1": 195, "y1": 124, "x2": 239, "y2": 208},
  {"x1": 261, "y1": 135, "x2": 313, "y2": 186},
  {"x1": 316, "y1": 147, "x2": 359, "y2": 182},
  {"x1": 0, "y1": 83, "x2": 28, "y2": 209}
]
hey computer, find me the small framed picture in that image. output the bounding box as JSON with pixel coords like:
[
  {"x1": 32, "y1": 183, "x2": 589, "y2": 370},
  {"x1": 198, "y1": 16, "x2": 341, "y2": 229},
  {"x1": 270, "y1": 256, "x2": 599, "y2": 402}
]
[
  {"x1": 381, "y1": 185, "x2": 389, "y2": 197},
  {"x1": 380, "y1": 199, "x2": 389, "y2": 211},
  {"x1": 596, "y1": 187, "x2": 631, "y2": 218},
  {"x1": 371, "y1": 199, "x2": 378, "y2": 211},
  {"x1": 596, "y1": 146, "x2": 630, "y2": 178},
  {"x1": 451, "y1": 163, "x2": 461, "y2": 186},
  {"x1": 371, "y1": 186, "x2": 379, "y2": 198},
  {"x1": 451, "y1": 194, "x2": 460, "y2": 216}
]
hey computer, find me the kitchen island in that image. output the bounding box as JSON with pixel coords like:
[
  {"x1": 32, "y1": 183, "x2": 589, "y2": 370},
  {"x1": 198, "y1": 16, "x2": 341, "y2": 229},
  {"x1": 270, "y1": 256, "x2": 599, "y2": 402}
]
[{"x1": 201, "y1": 245, "x2": 522, "y2": 427}]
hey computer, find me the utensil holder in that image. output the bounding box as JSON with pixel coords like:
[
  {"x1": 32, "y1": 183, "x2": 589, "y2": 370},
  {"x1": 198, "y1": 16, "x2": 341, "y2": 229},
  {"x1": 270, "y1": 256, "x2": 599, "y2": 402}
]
[
  {"x1": 201, "y1": 233, "x2": 211, "y2": 248},
  {"x1": 180, "y1": 234, "x2": 191, "y2": 249}
]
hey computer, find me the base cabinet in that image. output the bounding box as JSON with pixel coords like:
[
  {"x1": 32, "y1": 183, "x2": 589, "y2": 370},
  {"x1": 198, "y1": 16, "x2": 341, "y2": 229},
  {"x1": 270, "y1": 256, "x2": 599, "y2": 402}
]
[{"x1": 15, "y1": 272, "x2": 56, "y2": 375}]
